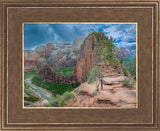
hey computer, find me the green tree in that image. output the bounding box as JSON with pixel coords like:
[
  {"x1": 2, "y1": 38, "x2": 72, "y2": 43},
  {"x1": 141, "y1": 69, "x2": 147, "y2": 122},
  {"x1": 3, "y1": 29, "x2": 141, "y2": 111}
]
[
  {"x1": 120, "y1": 57, "x2": 123, "y2": 64},
  {"x1": 97, "y1": 36, "x2": 116, "y2": 66},
  {"x1": 90, "y1": 34, "x2": 117, "y2": 91}
]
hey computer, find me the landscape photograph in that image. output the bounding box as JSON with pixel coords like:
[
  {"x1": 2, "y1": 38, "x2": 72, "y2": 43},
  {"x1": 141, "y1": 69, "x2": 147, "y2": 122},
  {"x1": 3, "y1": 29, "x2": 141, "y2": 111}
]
[{"x1": 23, "y1": 23, "x2": 137, "y2": 108}]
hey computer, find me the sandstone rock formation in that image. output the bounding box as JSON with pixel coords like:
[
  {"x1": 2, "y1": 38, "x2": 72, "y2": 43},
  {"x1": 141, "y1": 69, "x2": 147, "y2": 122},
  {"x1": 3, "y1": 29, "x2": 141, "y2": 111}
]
[
  {"x1": 72, "y1": 38, "x2": 85, "y2": 50},
  {"x1": 65, "y1": 64, "x2": 136, "y2": 107},
  {"x1": 37, "y1": 65, "x2": 77, "y2": 84},
  {"x1": 73, "y1": 32, "x2": 129, "y2": 82},
  {"x1": 73, "y1": 33, "x2": 100, "y2": 82},
  {"x1": 24, "y1": 43, "x2": 79, "y2": 72}
]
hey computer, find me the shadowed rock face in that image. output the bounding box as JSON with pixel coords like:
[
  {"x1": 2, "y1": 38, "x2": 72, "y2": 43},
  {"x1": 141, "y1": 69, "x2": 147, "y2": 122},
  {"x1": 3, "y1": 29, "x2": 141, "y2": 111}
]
[
  {"x1": 73, "y1": 34, "x2": 101, "y2": 82},
  {"x1": 37, "y1": 65, "x2": 78, "y2": 84},
  {"x1": 72, "y1": 38, "x2": 85, "y2": 50},
  {"x1": 24, "y1": 60, "x2": 44, "y2": 72},
  {"x1": 27, "y1": 32, "x2": 132, "y2": 85},
  {"x1": 24, "y1": 43, "x2": 81, "y2": 72},
  {"x1": 73, "y1": 32, "x2": 131, "y2": 83}
]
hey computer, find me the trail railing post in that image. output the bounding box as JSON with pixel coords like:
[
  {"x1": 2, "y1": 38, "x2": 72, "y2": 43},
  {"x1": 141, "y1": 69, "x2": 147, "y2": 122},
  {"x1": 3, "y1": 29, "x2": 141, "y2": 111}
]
[{"x1": 101, "y1": 79, "x2": 103, "y2": 90}]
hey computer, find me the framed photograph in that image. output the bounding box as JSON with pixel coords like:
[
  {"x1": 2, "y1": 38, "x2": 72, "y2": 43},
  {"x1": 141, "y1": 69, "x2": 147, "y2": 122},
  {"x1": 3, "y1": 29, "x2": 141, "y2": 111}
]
[
  {"x1": 0, "y1": 0, "x2": 159, "y2": 130},
  {"x1": 23, "y1": 23, "x2": 137, "y2": 109}
]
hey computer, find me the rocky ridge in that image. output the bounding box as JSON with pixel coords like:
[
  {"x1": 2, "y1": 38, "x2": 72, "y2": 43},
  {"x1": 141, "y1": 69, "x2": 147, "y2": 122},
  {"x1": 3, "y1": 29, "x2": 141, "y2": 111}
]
[
  {"x1": 37, "y1": 65, "x2": 77, "y2": 84},
  {"x1": 65, "y1": 64, "x2": 136, "y2": 107},
  {"x1": 24, "y1": 39, "x2": 85, "y2": 72}
]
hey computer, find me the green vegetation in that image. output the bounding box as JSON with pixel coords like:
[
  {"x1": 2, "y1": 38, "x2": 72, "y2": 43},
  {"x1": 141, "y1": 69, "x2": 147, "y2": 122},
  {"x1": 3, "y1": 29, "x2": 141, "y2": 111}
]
[
  {"x1": 73, "y1": 50, "x2": 80, "y2": 56},
  {"x1": 123, "y1": 57, "x2": 135, "y2": 77},
  {"x1": 46, "y1": 92, "x2": 74, "y2": 107},
  {"x1": 32, "y1": 76, "x2": 80, "y2": 96},
  {"x1": 24, "y1": 82, "x2": 40, "y2": 104},
  {"x1": 122, "y1": 77, "x2": 135, "y2": 89},
  {"x1": 122, "y1": 67, "x2": 129, "y2": 76},
  {"x1": 87, "y1": 66, "x2": 99, "y2": 84},
  {"x1": 63, "y1": 91, "x2": 74, "y2": 100},
  {"x1": 54, "y1": 69, "x2": 74, "y2": 77},
  {"x1": 24, "y1": 71, "x2": 36, "y2": 79},
  {"x1": 24, "y1": 96, "x2": 40, "y2": 102},
  {"x1": 24, "y1": 102, "x2": 30, "y2": 106},
  {"x1": 120, "y1": 57, "x2": 123, "y2": 64},
  {"x1": 66, "y1": 57, "x2": 71, "y2": 61},
  {"x1": 37, "y1": 65, "x2": 43, "y2": 70},
  {"x1": 90, "y1": 31, "x2": 118, "y2": 67},
  {"x1": 87, "y1": 32, "x2": 119, "y2": 84}
]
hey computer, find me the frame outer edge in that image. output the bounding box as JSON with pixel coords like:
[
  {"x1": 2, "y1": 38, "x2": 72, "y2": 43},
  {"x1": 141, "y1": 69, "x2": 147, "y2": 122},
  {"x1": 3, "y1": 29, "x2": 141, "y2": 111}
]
[
  {"x1": 0, "y1": 0, "x2": 160, "y2": 3},
  {"x1": 158, "y1": 0, "x2": 160, "y2": 130},
  {"x1": 0, "y1": 1, "x2": 1, "y2": 130},
  {"x1": 0, "y1": 0, "x2": 3, "y2": 130},
  {"x1": 155, "y1": 1, "x2": 159, "y2": 130},
  {"x1": 0, "y1": 0, "x2": 160, "y2": 130}
]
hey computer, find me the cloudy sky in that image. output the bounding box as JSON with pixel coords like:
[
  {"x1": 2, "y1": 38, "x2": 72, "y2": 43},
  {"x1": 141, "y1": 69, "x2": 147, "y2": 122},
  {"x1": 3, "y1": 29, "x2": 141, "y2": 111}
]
[{"x1": 24, "y1": 24, "x2": 136, "y2": 51}]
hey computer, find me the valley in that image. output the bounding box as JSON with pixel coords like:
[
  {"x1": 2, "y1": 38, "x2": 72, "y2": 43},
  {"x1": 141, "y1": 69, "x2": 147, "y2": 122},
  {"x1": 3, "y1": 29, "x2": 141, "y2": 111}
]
[{"x1": 24, "y1": 31, "x2": 136, "y2": 108}]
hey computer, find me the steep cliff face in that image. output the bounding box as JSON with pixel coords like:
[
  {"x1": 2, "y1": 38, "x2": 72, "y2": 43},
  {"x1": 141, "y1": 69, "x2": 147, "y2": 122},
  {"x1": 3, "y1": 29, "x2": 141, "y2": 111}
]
[
  {"x1": 73, "y1": 32, "x2": 130, "y2": 83},
  {"x1": 37, "y1": 65, "x2": 77, "y2": 84},
  {"x1": 73, "y1": 34, "x2": 100, "y2": 82},
  {"x1": 72, "y1": 38, "x2": 85, "y2": 50},
  {"x1": 24, "y1": 43, "x2": 79, "y2": 72}
]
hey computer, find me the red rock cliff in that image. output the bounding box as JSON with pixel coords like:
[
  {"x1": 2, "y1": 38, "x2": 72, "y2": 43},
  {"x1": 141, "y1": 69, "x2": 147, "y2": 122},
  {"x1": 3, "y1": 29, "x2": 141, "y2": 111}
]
[{"x1": 73, "y1": 33, "x2": 104, "y2": 82}]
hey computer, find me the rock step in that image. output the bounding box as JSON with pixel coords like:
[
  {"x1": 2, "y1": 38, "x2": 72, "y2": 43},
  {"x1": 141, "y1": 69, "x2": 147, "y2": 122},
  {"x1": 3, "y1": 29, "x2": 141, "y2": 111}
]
[
  {"x1": 96, "y1": 91, "x2": 118, "y2": 105},
  {"x1": 102, "y1": 73, "x2": 121, "y2": 77},
  {"x1": 103, "y1": 81, "x2": 121, "y2": 85},
  {"x1": 102, "y1": 76, "x2": 126, "y2": 85}
]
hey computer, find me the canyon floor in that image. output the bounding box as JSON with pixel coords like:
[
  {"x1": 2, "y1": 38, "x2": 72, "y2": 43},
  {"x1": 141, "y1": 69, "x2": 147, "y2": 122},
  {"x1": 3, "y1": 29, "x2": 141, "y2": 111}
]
[
  {"x1": 24, "y1": 78, "x2": 53, "y2": 107},
  {"x1": 24, "y1": 72, "x2": 136, "y2": 108},
  {"x1": 24, "y1": 32, "x2": 136, "y2": 108}
]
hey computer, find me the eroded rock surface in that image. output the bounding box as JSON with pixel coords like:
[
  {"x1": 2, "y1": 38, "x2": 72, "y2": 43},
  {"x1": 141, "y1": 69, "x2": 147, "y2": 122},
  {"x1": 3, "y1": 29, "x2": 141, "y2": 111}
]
[
  {"x1": 37, "y1": 65, "x2": 78, "y2": 84},
  {"x1": 65, "y1": 70, "x2": 136, "y2": 108}
]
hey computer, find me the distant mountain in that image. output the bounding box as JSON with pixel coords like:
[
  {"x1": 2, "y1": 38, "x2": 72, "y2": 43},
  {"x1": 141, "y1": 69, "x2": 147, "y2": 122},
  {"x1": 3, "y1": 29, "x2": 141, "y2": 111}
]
[
  {"x1": 72, "y1": 38, "x2": 85, "y2": 50},
  {"x1": 37, "y1": 32, "x2": 130, "y2": 83},
  {"x1": 24, "y1": 33, "x2": 136, "y2": 78},
  {"x1": 116, "y1": 47, "x2": 136, "y2": 60},
  {"x1": 24, "y1": 41, "x2": 84, "y2": 72}
]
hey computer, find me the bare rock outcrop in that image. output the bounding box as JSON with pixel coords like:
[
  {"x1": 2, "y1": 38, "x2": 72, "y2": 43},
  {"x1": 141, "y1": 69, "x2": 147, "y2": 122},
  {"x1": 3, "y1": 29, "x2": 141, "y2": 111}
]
[
  {"x1": 72, "y1": 38, "x2": 85, "y2": 50},
  {"x1": 37, "y1": 65, "x2": 77, "y2": 84},
  {"x1": 65, "y1": 67, "x2": 136, "y2": 107},
  {"x1": 73, "y1": 32, "x2": 129, "y2": 82}
]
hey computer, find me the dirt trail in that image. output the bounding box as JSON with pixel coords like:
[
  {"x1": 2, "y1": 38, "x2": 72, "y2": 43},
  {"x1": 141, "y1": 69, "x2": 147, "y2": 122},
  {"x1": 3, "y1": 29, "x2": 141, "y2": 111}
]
[{"x1": 65, "y1": 72, "x2": 136, "y2": 108}]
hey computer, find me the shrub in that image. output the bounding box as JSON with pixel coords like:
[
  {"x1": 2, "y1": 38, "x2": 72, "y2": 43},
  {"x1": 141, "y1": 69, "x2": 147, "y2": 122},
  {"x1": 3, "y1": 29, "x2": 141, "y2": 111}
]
[
  {"x1": 73, "y1": 98, "x2": 77, "y2": 103},
  {"x1": 87, "y1": 66, "x2": 98, "y2": 84},
  {"x1": 54, "y1": 69, "x2": 74, "y2": 77},
  {"x1": 24, "y1": 71, "x2": 36, "y2": 79},
  {"x1": 46, "y1": 99, "x2": 58, "y2": 107},
  {"x1": 122, "y1": 77, "x2": 135, "y2": 89},
  {"x1": 24, "y1": 102, "x2": 30, "y2": 106},
  {"x1": 24, "y1": 96, "x2": 40, "y2": 102},
  {"x1": 46, "y1": 94, "x2": 66, "y2": 107},
  {"x1": 46, "y1": 92, "x2": 75, "y2": 107},
  {"x1": 63, "y1": 91, "x2": 74, "y2": 100},
  {"x1": 120, "y1": 57, "x2": 123, "y2": 64},
  {"x1": 122, "y1": 67, "x2": 129, "y2": 76},
  {"x1": 55, "y1": 94, "x2": 66, "y2": 106},
  {"x1": 24, "y1": 81, "x2": 40, "y2": 103},
  {"x1": 32, "y1": 76, "x2": 80, "y2": 96}
]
